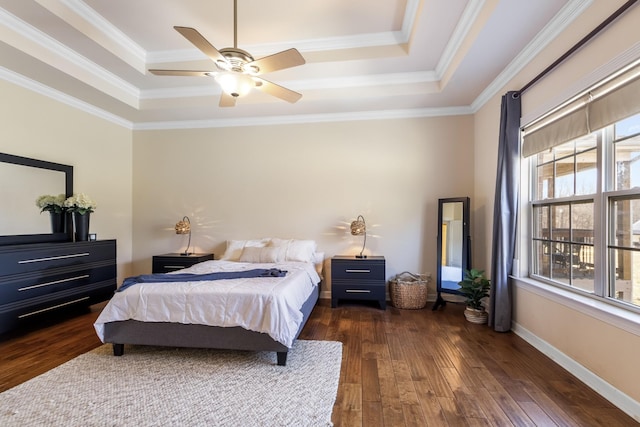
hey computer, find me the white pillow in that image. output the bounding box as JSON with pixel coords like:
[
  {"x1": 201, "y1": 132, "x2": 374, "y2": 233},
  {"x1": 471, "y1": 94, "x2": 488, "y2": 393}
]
[
  {"x1": 238, "y1": 246, "x2": 284, "y2": 263},
  {"x1": 221, "y1": 239, "x2": 269, "y2": 261},
  {"x1": 269, "y1": 238, "x2": 317, "y2": 263}
]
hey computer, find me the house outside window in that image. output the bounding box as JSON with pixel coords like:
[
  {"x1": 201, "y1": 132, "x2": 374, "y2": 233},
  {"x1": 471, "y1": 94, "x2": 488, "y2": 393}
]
[{"x1": 529, "y1": 113, "x2": 640, "y2": 310}]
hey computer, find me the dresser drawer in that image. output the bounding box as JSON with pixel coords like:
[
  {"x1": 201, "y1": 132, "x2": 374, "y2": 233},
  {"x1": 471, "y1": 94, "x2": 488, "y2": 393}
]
[
  {"x1": 0, "y1": 263, "x2": 116, "y2": 304},
  {"x1": 0, "y1": 240, "x2": 117, "y2": 335},
  {"x1": 0, "y1": 240, "x2": 115, "y2": 275}
]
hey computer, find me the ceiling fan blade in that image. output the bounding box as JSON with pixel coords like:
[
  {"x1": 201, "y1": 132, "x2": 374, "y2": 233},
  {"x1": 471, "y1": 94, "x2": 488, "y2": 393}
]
[
  {"x1": 219, "y1": 92, "x2": 237, "y2": 107},
  {"x1": 149, "y1": 69, "x2": 212, "y2": 77},
  {"x1": 174, "y1": 26, "x2": 228, "y2": 66},
  {"x1": 247, "y1": 48, "x2": 305, "y2": 75},
  {"x1": 254, "y1": 77, "x2": 302, "y2": 103}
]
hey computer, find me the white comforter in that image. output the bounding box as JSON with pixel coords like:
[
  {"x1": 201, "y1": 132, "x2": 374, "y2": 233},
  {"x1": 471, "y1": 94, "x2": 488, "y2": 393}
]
[{"x1": 94, "y1": 260, "x2": 320, "y2": 348}]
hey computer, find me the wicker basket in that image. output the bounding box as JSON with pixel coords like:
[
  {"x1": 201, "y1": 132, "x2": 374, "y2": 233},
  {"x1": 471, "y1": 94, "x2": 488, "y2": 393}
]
[{"x1": 389, "y1": 272, "x2": 431, "y2": 309}]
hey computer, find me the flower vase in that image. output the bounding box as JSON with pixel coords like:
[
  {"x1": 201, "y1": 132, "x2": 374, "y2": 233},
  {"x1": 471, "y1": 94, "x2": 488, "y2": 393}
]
[
  {"x1": 73, "y1": 212, "x2": 90, "y2": 242},
  {"x1": 49, "y1": 211, "x2": 65, "y2": 234}
]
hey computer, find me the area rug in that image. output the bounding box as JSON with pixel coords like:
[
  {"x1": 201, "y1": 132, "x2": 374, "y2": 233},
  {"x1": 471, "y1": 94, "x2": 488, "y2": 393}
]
[{"x1": 0, "y1": 340, "x2": 342, "y2": 426}]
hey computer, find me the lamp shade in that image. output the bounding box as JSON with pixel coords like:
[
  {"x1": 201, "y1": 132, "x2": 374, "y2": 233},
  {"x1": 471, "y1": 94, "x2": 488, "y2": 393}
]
[
  {"x1": 350, "y1": 215, "x2": 367, "y2": 258},
  {"x1": 215, "y1": 72, "x2": 254, "y2": 97},
  {"x1": 175, "y1": 216, "x2": 192, "y2": 255}
]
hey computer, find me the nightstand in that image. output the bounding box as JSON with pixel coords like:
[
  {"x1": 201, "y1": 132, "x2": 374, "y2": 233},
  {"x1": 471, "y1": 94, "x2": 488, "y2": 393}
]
[
  {"x1": 152, "y1": 253, "x2": 214, "y2": 273},
  {"x1": 331, "y1": 256, "x2": 386, "y2": 309}
]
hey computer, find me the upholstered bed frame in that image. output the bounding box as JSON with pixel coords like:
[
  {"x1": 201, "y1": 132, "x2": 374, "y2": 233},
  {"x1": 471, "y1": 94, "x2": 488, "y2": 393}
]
[{"x1": 102, "y1": 283, "x2": 319, "y2": 366}]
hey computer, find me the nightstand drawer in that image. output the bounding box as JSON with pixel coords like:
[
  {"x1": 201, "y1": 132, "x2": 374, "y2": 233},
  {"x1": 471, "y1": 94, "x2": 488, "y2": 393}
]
[
  {"x1": 152, "y1": 253, "x2": 214, "y2": 273},
  {"x1": 332, "y1": 283, "x2": 385, "y2": 301},
  {"x1": 331, "y1": 263, "x2": 385, "y2": 280}
]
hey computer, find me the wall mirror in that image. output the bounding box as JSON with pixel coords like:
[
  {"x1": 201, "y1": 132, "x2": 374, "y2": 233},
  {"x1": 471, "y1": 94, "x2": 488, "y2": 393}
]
[
  {"x1": 433, "y1": 197, "x2": 470, "y2": 310},
  {"x1": 0, "y1": 153, "x2": 73, "y2": 245}
]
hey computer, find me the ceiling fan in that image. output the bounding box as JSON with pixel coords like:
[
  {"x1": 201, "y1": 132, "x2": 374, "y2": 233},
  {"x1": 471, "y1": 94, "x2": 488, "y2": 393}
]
[{"x1": 149, "y1": 0, "x2": 305, "y2": 107}]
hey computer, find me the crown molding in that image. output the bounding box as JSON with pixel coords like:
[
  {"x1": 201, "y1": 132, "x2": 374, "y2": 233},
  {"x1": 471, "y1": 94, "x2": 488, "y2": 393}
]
[
  {"x1": 0, "y1": 6, "x2": 140, "y2": 106},
  {"x1": 435, "y1": 0, "x2": 485, "y2": 79},
  {"x1": 0, "y1": 66, "x2": 133, "y2": 129},
  {"x1": 132, "y1": 106, "x2": 472, "y2": 131},
  {"x1": 40, "y1": 0, "x2": 147, "y2": 73}
]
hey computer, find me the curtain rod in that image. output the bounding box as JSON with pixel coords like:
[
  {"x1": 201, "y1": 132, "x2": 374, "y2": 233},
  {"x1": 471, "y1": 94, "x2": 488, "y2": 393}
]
[{"x1": 518, "y1": 0, "x2": 638, "y2": 95}]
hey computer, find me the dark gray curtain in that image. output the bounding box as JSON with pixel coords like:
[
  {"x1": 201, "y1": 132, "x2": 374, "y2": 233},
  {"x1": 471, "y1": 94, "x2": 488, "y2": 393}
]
[{"x1": 489, "y1": 91, "x2": 521, "y2": 332}]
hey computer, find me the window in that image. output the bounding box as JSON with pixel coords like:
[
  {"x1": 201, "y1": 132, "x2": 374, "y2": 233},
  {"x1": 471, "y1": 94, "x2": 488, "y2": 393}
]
[{"x1": 530, "y1": 113, "x2": 640, "y2": 309}]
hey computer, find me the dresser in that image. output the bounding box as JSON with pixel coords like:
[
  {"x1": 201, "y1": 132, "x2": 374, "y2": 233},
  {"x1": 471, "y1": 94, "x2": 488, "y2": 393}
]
[
  {"x1": 331, "y1": 256, "x2": 386, "y2": 309},
  {"x1": 152, "y1": 253, "x2": 214, "y2": 273},
  {"x1": 0, "y1": 240, "x2": 117, "y2": 334}
]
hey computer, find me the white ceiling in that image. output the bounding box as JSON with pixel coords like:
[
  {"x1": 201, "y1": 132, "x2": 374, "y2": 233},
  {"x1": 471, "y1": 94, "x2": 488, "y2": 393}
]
[{"x1": 0, "y1": 0, "x2": 588, "y2": 129}]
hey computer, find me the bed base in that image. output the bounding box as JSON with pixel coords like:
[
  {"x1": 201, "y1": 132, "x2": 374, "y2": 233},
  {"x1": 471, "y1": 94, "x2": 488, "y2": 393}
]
[{"x1": 103, "y1": 284, "x2": 319, "y2": 366}]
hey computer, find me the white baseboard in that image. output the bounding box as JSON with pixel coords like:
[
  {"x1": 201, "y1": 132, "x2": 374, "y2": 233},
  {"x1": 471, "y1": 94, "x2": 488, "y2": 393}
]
[{"x1": 512, "y1": 322, "x2": 640, "y2": 423}]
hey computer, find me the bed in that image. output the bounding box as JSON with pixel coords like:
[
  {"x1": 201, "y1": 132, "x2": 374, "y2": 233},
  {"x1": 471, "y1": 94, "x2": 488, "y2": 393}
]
[{"x1": 94, "y1": 238, "x2": 323, "y2": 366}]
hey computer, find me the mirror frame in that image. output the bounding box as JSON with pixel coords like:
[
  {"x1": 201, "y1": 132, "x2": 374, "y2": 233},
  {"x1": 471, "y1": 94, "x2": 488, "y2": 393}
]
[
  {"x1": 433, "y1": 196, "x2": 470, "y2": 310},
  {"x1": 0, "y1": 152, "x2": 73, "y2": 245}
]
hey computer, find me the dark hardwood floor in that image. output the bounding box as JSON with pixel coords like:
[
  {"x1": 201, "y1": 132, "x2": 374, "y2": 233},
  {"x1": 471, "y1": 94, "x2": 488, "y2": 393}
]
[{"x1": 0, "y1": 299, "x2": 637, "y2": 426}]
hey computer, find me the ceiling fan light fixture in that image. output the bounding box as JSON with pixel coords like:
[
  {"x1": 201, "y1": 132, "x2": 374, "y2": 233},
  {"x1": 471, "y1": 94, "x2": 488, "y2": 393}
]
[{"x1": 215, "y1": 72, "x2": 254, "y2": 97}]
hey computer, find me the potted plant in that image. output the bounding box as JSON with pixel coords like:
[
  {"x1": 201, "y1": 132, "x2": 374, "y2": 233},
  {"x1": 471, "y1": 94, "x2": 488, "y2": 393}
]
[
  {"x1": 458, "y1": 268, "x2": 491, "y2": 324},
  {"x1": 64, "y1": 193, "x2": 96, "y2": 241},
  {"x1": 36, "y1": 194, "x2": 67, "y2": 233}
]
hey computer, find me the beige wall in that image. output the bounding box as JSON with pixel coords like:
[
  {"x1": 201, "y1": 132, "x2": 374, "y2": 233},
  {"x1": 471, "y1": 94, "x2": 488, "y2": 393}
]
[
  {"x1": 473, "y1": 0, "x2": 640, "y2": 411},
  {"x1": 132, "y1": 116, "x2": 474, "y2": 296},
  {"x1": 0, "y1": 80, "x2": 134, "y2": 282}
]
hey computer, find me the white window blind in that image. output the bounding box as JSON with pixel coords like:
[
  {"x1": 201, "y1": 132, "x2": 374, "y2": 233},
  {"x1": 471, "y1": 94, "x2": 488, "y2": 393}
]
[{"x1": 522, "y1": 60, "x2": 640, "y2": 158}]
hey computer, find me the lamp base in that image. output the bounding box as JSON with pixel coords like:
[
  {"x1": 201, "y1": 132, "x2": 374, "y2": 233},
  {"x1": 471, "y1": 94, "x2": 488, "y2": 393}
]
[
  {"x1": 355, "y1": 254, "x2": 367, "y2": 259},
  {"x1": 180, "y1": 252, "x2": 192, "y2": 256}
]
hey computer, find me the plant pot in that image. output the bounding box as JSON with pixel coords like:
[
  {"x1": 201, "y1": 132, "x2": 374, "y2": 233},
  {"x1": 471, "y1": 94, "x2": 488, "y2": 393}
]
[
  {"x1": 49, "y1": 211, "x2": 65, "y2": 234},
  {"x1": 73, "y1": 212, "x2": 90, "y2": 242},
  {"x1": 464, "y1": 307, "x2": 488, "y2": 324}
]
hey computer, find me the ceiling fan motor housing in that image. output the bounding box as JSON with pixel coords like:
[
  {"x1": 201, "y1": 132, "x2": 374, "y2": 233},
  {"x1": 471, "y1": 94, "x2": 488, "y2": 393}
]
[{"x1": 218, "y1": 48, "x2": 257, "y2": 74}]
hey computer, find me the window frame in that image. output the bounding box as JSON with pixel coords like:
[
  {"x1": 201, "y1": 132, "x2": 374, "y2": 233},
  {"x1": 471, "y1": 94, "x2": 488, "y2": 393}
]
[{"x1": 528, "y1": 118, "x2": 640, "y2": 314}]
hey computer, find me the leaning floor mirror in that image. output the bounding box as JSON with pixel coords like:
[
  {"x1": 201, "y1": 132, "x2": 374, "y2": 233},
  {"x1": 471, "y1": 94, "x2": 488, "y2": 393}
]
[{"x1": 433, "y1": 197, "x2": 470, "y2": 310}]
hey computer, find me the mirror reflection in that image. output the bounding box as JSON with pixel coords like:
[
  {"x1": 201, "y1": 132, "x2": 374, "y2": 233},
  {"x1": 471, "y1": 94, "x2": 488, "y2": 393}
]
[
  {"x1": 434, "y1": 197, "x2": 470, "y2": 310},
  {"x1": 0, "y1": 162, "x2": 66, "y2": 235},
  {"x1": 440, "y1": 201, "x2": 464, "y2": 291}
]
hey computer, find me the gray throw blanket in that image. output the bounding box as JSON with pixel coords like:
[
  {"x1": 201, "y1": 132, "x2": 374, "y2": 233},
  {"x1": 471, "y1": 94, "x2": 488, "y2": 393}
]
[{"x1": 117, "y1": 268, "x2": 288, "y2": 292}]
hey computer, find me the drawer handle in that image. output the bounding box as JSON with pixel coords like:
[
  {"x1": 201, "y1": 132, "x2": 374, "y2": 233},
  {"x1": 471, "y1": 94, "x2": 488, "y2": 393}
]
[
  {"x1": 345, "y1": 269, "x2": 371, "y2": 273},
  {"x1": 18, "y1": 275, "x2": 90, "y2": 292},
  {"x1": 18, "y1": 253, "x2": 90, "y2": 264},
  {"x1": 18, "y1": 297, "x2": 90, "y2": 318},
  {"x1": 163, "y1": 265, "x2": 185, "y2": 269},
  {"x1": 346, "y1": 289, "x2": 371, "y2": 293}
]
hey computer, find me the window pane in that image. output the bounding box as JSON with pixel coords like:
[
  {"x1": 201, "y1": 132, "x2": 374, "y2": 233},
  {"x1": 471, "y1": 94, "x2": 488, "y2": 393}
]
[
  {"x1": 554, "y1": 141, "x2": 575, "y2": 158},
  {"x1": 554, "y1": 157, "x2": 574, "y2": 198},
  {"x1": 551, "y1": 205, "x2": 569, "y2": 242},
  {"x1": 537, "y1": 150, "x2": 554, "y2": 164},
  {"x1": 575, "y1": 133, "x2": 597, "y2": 152},
  {"x1": 610, "y1": 198, "x2": 640, "y2": 248},
  {"x1": 609, "y1": 248, "x2": 640, "y2": 307},
  {"x1": 575, "y1": 149, "x2": 597, "y2": 195},
  {"x1": 537, "y1": 163, "x2": 553, "y2": 200},
  {"x1": 571, "y1": 244, "x2": 594, "y2": 292},
  {"x1": 614, "y1": 135, "x2": 640, "y2": 190},
  {"x1": 615, "y1": 113, "x2": 640, "y2": 139},
  {"x1": 551, "y1": 244, "x2": 571, "y2": 285},
  {"x1": 609, "y1": 197, "x2": 640, "y2": 308},
  {"x1": 532, "y1": 240, "x2": 551, "y2": 277},
  {"x1": 533, "y1": 205, "x2": 549, "y2": 239}
]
